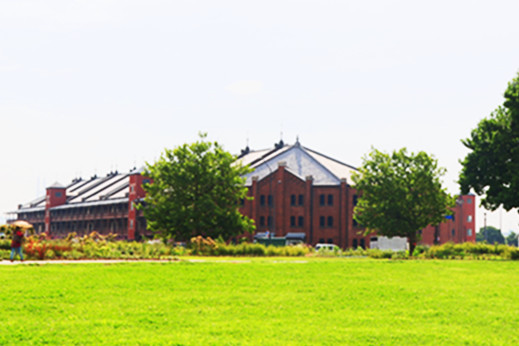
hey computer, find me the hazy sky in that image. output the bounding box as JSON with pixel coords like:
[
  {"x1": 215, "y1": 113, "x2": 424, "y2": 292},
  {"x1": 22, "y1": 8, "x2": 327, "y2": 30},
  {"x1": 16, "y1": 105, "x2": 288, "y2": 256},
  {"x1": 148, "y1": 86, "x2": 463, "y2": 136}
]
[{"x1": 1, "y1": 1, "x2": 519, "y2": 235}]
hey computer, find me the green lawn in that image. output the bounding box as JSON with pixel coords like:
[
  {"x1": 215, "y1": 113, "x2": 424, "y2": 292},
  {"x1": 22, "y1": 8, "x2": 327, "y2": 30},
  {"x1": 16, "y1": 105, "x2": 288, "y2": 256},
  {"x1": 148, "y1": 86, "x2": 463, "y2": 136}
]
[{"x1": 1, "y1": 258, "x2": 518, "y2": 345}]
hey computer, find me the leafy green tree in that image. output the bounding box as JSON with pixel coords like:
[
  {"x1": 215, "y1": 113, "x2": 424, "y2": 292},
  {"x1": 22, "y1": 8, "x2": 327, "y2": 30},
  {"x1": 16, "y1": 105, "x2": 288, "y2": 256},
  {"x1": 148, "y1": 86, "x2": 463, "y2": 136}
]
[
  {"x1": 506, "y1": 231, "x2": 518, "y2": 246},
  {"x1": 352, "y1": 148, "x2": 454, "y2": 256},
  {"x1": 459, "y1": 72, "x2": 519, "y2": 211},
  {"x1": 476, "y1": 225, "x2": 505, "y2": 244},
  {"x1": 140, "y1": 134, "x2": 255, "y2": 241}
]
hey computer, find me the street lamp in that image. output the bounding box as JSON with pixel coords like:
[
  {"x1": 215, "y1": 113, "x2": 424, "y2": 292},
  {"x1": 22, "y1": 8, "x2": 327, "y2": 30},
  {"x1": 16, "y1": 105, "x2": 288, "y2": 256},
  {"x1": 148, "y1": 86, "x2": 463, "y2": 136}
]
[{"x1": 484, "y1": 212, "x2": 487, "y2": 243}]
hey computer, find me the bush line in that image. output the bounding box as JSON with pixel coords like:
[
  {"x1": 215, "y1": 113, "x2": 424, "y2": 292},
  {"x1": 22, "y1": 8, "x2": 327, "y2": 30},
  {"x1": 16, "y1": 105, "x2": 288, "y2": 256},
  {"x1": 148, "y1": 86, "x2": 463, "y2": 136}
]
[{"x1": 1, "y1": 233, "x2": 518, "y2": 260}]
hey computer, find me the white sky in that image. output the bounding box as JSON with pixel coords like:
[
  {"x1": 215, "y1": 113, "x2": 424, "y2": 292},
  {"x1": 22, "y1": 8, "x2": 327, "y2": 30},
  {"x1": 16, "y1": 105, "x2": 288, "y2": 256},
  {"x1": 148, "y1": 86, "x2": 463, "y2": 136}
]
[{"x1": 1, "y1": 1, "x2": 519, "y2": 235}]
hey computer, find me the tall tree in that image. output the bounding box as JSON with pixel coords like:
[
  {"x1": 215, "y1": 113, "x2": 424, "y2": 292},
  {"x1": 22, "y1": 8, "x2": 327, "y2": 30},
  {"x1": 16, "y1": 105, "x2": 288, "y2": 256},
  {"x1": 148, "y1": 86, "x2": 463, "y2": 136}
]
[
  {"x1": 140, "y1": 133, "x2": 255, "y2": 241},
  {"x1": 506, "y1": 231, "x2": 518, "y2": 246},
  {"x1": 459, "y1": 72, "x2": 519, "y2": 211},
  {"x1": 476, "y1": 225, "x2": 505, "y2": 244},
  {"x1": 352, "y1": 148, "x2": 454, "y2": 256}
]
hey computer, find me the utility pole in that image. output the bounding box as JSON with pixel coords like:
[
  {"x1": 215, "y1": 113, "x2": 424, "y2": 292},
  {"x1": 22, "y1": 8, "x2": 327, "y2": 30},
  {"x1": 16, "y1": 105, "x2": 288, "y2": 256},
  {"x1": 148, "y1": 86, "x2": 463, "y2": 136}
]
[{"x1": 484, "y1": 212, "x2": 487, "y2": 242}]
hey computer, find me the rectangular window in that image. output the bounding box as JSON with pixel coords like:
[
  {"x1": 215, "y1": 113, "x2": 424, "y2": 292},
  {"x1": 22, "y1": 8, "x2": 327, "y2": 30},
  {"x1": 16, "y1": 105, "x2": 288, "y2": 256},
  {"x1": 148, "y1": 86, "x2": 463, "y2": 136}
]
[
  {"x1": 353, "y1": 219, "x2": 358, "y2": 227},
  {"x1": 268, "y1": 195, "x2": 273, "y2": 206},
  {"x1": 298, "y1": 194, "x2": 304, "y2": 206},
  {"x1": 319, "y1": 194, "x2": 325, "y2": 206},
  {"x1": 360, "y1": 238, "x2": 365, "y2": 249},
  {"x1": 319, "y1": 216, "x2": 325, "y2": 227},
  {"x1": 298, "y1": 216, "x2": 304, "y2": 227},
  {"x1": 327, "y1": 216, "x2": 333, "y2": 227},
  {"x1": 290, "y1": 195, "x2": 296, "y2": 206},
  {"x1": 328, "y1": 194, "x2": 333, "y2": 206},
  {"x1": 290, "y1": 216, "x2": 296, "y2": 227},
  {"x1": 467, "y1": 215, "x2": 472, "y2": 222},
  {"x1": 451, "y1": 229, "x2": 455, "y2": 237},
  {"x1": 260, "y1": 195, "x2": 265, "y2": 206},
  {"x1": 467, "y1": 229, "x2": 473, "y2": 236},
  {"x1": 267, "y1": 216, "x2": 273, "y2": 227},
  {"x1": 130, "y1": 220, "x2": 134, "y2": 229},
  {"x1": 467, "y1": 198, "x2": 472, "y2": 204},
  {"x1": 353, "y1": 194, "x2": 358, "y2": 206},
  {"x1": 327, "y1": 238, "x2": 333, "y2": 244},
  {"x1": 55, "y1": 192, "x2": 62, "y2": 198},
  {"x1": 259, "y1": 216, "x2": 265, "y2": 226},
  {"x1": 352, "y1": 239, "x2": 358, "y2": 248},
  {"x1": 319, "y1": 238, "x2": 325, "y2": 243}
]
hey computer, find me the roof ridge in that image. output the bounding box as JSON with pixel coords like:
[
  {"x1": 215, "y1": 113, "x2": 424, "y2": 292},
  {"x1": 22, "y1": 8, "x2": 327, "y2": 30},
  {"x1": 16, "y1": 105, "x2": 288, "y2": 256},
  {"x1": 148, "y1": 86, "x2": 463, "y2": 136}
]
[
  {"x1": 294, "y1": 146, "x2": 342, "y2": 183},
  {"x1": 248, "y1": 144, "x2": 342, "y2": 184},
  {"x1": 248, "y1": 144, "x2": 289, "y2": 167},
  {"x1": 303, "y1": 146, "x2": 358, "y2": 171}
]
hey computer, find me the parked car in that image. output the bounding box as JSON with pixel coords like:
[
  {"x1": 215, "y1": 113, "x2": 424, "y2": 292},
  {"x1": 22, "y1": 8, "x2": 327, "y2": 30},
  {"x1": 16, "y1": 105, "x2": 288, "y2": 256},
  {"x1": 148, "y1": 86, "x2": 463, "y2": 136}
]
[{"x1": 314, "y1": 243, "x2": 339, "y2": 252}]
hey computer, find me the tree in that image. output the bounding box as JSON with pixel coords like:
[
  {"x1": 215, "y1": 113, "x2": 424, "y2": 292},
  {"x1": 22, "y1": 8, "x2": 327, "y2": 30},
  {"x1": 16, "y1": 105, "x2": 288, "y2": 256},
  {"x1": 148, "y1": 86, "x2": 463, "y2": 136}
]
[
  {"x1": 459, "y1": 72, "x2": 519, "y2": 211},
  {"x1": 140, "y1": 133, "x2": 255, "y2": 241},
  {"x1": 476, "y1": 226, "x2": 505, "y2": 244},
  {"x1": 352, "y1": 148, "x2": 454, "y2": 256},
  {"x1": 506, "y1": 231, "x2": 518, "y2": 246}
]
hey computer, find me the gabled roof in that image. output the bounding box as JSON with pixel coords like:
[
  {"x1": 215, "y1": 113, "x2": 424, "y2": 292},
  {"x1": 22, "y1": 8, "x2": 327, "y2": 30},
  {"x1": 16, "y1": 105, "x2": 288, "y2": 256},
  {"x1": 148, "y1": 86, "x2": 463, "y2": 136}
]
[
  {"x1": 15, "y1": 170, "x2": 133, "y2": 212},
  {"x1": 239, "y1": 141, "x2": 357, "y2": 186}
]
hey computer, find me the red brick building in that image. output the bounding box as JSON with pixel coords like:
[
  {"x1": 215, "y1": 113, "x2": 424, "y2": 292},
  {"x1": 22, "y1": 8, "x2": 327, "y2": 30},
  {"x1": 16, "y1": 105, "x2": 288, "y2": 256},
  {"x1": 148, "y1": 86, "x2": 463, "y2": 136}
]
[
  {"x1": 420, "y1": 195, "x2": 476, "y2": 245},
  {"x1": 8, "y1": 140, "x2": 475, "y2": 247},
  {"x1": 238, "y1": 140, "x2": 476, "y2": 248},
  {"x1": 7, "y1": 168, "x2": 149, "y2": 240}
]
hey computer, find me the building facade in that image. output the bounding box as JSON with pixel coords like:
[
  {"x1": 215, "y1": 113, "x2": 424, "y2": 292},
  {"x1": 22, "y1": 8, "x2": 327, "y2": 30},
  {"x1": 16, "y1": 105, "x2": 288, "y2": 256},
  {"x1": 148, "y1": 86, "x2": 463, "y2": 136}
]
[
  {"x1": 238, "y1": 140, "x2": 476, "y2": 248},
  {"x1": 7, "y1": 168, "x2": 149, "y2": 240},
  {"x1": 8, "y1": 140, "x2": 476, "y2": 247}
]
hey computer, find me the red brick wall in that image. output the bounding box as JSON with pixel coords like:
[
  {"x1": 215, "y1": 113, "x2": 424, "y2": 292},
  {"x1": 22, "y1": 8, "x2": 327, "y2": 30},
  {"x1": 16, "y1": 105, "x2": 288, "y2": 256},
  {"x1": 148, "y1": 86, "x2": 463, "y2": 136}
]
[
  {"x1": 241, "y1": 165, "x2": 474, "y2": 249},
  {"x1": 128, "y1": 174, "x2": 149, "y2": 240},
  {"x1": 240, "y1": 164, "x2": 369, "y2": 249},
  {"x1": 45, "y1": 187, "x2": 66, "y2": 234},
  {"x1": 420, "y1": 195, "x2": 476, "y2": 245}
]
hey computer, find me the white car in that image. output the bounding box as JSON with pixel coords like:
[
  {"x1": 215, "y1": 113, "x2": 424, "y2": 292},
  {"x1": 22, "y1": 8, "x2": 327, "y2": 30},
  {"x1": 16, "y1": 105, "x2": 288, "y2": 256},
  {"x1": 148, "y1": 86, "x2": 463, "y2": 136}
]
[{"x1": 315, "y1": 243, "x2": 339, "y2": 252}]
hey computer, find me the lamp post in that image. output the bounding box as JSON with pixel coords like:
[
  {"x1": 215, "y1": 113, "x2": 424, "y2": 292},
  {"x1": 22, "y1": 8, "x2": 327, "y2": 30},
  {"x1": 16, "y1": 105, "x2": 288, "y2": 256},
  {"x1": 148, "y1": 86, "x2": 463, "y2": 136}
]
[{"x1": 484, "y1": 212, "x2": 487, "y2": 243}]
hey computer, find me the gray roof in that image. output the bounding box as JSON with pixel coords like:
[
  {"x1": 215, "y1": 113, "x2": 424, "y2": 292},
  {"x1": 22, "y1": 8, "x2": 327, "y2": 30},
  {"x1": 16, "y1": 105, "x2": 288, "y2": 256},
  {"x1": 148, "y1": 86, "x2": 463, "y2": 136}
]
[
  {"x1": 239, "y1": 141, "x2": 357, "y2": 186},
  {"x1": 14, "y1": 171, "x2": 132, "y2": 213}
]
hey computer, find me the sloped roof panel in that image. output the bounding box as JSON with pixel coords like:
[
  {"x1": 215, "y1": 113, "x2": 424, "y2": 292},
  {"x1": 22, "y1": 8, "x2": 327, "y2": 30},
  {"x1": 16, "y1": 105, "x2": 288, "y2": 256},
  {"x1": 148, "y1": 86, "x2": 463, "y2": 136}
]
[
  {"x1": 16, "y1": 172, "x2": 131, "y2": 211},
  {"x1": 304, "y1": 147, "x2": 357, "y2": 183},
  {"x1": 236, "y1": 146, "x2": 291, "y2": 168},
  {"x1": 80, "y1": 174, "x2": 129, "y2": 202},
  {"x1": 243, "y1": 146, "x2": 341, "y2": 186},
  {"x1": 51, "y1": 198, "x2": 129, "y2": 210}
]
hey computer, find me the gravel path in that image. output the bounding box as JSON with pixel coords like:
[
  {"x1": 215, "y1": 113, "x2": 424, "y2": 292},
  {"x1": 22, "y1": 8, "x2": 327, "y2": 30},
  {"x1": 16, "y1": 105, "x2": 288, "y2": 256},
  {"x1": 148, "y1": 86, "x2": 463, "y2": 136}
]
[
  {"x1": 0, "y1": 258, "x2": 307, "y2": 265},
  {"x1": 0, "y1": 259, "x2": 178, "y2": 265}
]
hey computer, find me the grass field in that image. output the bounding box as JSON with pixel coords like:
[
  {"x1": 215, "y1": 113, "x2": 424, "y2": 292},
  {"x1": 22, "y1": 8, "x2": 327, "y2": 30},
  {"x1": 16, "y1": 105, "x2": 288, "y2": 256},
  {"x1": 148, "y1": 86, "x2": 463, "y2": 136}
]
[{"x1": 1, "y1": 258, "x2": 518, "y2": 345}]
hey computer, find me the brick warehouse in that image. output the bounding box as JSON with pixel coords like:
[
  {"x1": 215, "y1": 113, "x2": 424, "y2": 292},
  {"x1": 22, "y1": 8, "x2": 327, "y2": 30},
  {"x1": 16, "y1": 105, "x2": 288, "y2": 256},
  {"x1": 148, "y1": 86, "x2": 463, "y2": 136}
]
[
  {"x1": 8, "y1": 140, "x2": 476, "y2": 247},
  {"x1": 237, "y1": 139, "x2": 476, "y2": 249},
  {"x1": 7, "y1": 168, "x2": 149, "y2": 240}
]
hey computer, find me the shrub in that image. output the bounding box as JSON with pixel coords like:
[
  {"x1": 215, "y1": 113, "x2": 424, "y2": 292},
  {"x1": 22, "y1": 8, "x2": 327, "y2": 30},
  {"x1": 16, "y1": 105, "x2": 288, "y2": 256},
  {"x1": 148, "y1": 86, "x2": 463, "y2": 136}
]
[
  {"x1": 367, "y1": 249, "x2": 394, "y2": 259},
  {"x1": 391, "y1": 251, "x2": 408, "y2": 260},
  {"x1": 0, "y1": 249, "x2": 10, "y2": 260},
  {"x1": 510, "y1": 248, "x2": 519, "y2": 260},
  {"x1": 0, "y1": 239, "x2": 11, "y2": 250},
  {"x1": 412, "y1": 245, "x2": 428, "y2": 257},
  {"x1": 45, "y1": 249, "x2": 56, "y2": 260}
]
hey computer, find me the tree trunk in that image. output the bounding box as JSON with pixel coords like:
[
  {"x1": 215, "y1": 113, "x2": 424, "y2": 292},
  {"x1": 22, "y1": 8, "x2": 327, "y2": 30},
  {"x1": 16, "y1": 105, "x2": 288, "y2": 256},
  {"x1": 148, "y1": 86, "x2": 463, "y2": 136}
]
[{"x1": 409, "y1": 232, "x2": 417, "y2": 257}]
